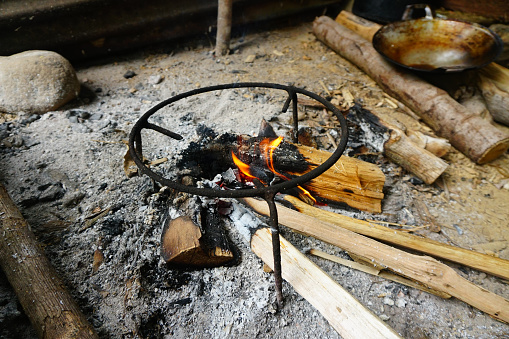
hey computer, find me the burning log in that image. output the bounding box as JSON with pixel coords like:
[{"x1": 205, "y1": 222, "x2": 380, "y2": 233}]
[
  {"x1": 313, "y1": 15, "x2": 509, "y2": 164},
  {"x1": 179, "y1": 126, "x2": 385, "y2": 213},
  {"x1": 178, "y1": 131, "x2": 309, "y2": 182},
  {"x1": 230, "y1": 204, "x2": 401, "y2": 339},
  {"x1": 0, "y1": 183, "x2": 98, "y2": 338},
  {"x1": 241, "y1": 197, "x2": 509, "y2": 323}
]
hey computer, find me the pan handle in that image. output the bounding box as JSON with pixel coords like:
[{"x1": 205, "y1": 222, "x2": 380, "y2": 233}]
[{"x1": 402, "y1": 4, "x2": 433, "y2": 20}]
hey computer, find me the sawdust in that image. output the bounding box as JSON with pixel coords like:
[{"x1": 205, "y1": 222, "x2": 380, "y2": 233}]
[{"x1": 0, "y1": 21, "x2": 508, "y2": 338}]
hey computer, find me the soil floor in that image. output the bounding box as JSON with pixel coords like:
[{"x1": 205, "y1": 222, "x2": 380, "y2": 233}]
[{"x1": 1, "y1": 18, "x2": 509, "y2": 339}]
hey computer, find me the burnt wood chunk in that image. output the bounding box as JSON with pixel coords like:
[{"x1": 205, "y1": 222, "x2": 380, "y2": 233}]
[{"x1": 178, "y1": 131, "x2": 309, "y2": 180}]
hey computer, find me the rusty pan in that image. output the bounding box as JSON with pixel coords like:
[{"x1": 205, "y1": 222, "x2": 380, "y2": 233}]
[{"x1": 372, "y1": 5, "x2": 503, "y2": 72}]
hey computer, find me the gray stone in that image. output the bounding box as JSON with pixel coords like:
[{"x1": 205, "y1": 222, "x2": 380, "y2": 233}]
[{"x1": 0, "y1": 50, "x2": 80, "y2": 114}]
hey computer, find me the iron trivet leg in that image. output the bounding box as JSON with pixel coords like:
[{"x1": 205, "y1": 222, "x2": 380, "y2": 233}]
[{"x1": 265, "y1": 192, "x2": 283, "y2": 309}]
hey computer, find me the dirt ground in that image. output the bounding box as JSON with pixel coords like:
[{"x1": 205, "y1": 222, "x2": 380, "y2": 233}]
[{"x1": 1, "y1": 18, "x2": 509, "y2": 338}]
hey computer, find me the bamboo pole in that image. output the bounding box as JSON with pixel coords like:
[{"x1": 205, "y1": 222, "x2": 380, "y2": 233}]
[
  {"x1": 241, "y1": 197, "x2": 509, "y2": 323},
  {"x1": 0, "y1": 183, "x2": 98, "y2": 339}
]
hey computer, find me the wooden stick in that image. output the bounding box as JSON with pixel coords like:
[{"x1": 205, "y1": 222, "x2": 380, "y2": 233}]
[
  {"x1": 284, "y1": 195, "x2": 509, "y2": 281},
  {"x1": 241, "y1": 197, "x2": 509, "y2": 323},
  {"x1": 215, "y1": 0, "x2": 233, "y2": 56},
  {"x1": 313, "y1": 15, "x2": 509, "y2": 164},
  {"x1": 308, "y1": 249, "x2": 452, "y2": 299},
  {"x1": 0, "y1": 183, "x2": 98, "y2": 339},
  {"x1": 250, "y1": 227, "x2": 402, "y2": 339}
]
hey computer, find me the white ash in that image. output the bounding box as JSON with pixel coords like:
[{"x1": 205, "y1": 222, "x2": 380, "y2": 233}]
[
  {"x1": 228, "y1": 201, "x2": 266, "y2": 243},
  {"x1": 357, "y1": 120, "x2": 388, "y2": 153}
]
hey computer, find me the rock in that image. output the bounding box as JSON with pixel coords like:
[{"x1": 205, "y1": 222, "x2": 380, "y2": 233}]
[
  {"x1": 0, "y1": 50, "x2": 80, "y2": 114},
  {"x1": 395, "y1": 298, "x2": 407, "y2": 308},
  {"x1": 123, "y1": 70, "x2": 136, "y2": 79},
  {"x1": 383, "y1": 297, "x2": 395, "y2": 306},
  {"x1": 148, "y1": 74, "x2": 163, "y2": 85}
]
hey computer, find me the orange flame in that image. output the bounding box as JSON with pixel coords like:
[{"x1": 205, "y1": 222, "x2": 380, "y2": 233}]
[
  {"x1": 231, "y1": 137, "x2": 316, "y2": 204},
  {"x1": 231, "y1": 151, "x2": 256, "y2": 179}
]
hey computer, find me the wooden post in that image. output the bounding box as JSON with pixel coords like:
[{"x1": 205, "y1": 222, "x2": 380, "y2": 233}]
[
  {"x1": 0, "y1": 183, "x2": 98, "y2": 339},
  {"x1": 215, "y1": 0, "x2": 233, "y2": 56}
]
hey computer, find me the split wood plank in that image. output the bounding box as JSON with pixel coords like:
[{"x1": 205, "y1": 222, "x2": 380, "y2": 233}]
[
  {"x1": 308, "y1": 249, "x2": 451, "y2": 299},
  {"x1": 293, "y1": 144, "x2": 385, "y2": 212},
  {"x1": 242, "y1": 197, "x2": 509, "y2": 323},
  {"x1": 250, "y1": 227, "x2": 402, "y2": 339},
  {"x1": 285, "y1": 195, "x2": 509, "y2": 281}
]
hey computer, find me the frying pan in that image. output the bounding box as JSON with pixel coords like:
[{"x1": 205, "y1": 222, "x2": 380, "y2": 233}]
[{"x1": 372, "y1": 5, "x2": 503, "y2": 72}]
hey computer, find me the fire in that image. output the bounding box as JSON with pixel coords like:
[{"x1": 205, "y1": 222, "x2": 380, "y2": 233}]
[
  {"x1": 231, "y1": 136, "x2": 316, "y2": 204},
  {"x1": 231, "y1": 151, "x2": 256, "y2": 179}
]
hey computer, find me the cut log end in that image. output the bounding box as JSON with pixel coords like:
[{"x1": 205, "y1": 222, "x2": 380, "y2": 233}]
[
  {"x1": 161, "y1": 216, "x2": 234, "y2": 268},
  {"x1": 478, "y1": 137, "x2": 509, "y2": 164}
]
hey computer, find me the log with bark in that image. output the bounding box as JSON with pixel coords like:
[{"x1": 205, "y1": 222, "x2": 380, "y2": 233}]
[
  {"x1": 479, "y1": 63, "x2": 509, "y2": 126},
  {"x1": 298, "y1": 90, "x2": 450, "y2": 183},
  {"x1": 349, "y1": 104, "x2": 449, "y2": 184},
  {"x1": 313, "y1": 15, "x2": 509, "y2": 164},
  {"x1": 335, "y1": 10, "x2": 509, "y2": 129},
  {"x1": 0, "y1": 183, "x2": 98, "y2": 339},
  {"x1": 160, "y1": 178, "x2": 236, "y2": 268},
  {"x1": 241, "y1": 197, "x2": 509, "y2": 323}
]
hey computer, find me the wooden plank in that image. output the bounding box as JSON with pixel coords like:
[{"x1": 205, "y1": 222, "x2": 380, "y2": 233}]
[
  {"x1": 250, "y1": 227, "x2": 402, "y2": 339},
  {"x1": 285, "y1": 195, "x2": 509, "y2": 281},
  {"x1": 242, "y1": 197, "x2": 509, "y2": 323}
]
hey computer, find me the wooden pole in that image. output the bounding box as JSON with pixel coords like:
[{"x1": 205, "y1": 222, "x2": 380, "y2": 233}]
[
  {"x1": 284, "y1": 195, "x2": 509, "y2": 281},
  {"x1": 250, "y1": 227, "x2": 402, "y2": 339},
  {"x1": 0, "y1": 183, "x2": 98, "y2": 339},
  {"x1": 215, "y1": 0, "x2": 233, "y2": 56},
  {"x1": 313, "y1": 15, "x2": 509, "y2": 164},
  {"x1": 241, "y1": 197, "x2": 509, "y2": 323}
]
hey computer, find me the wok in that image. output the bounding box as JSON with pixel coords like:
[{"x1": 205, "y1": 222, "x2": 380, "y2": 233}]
[{"x1": 372, "y1": 5, "x2": 503, "y2": 72}]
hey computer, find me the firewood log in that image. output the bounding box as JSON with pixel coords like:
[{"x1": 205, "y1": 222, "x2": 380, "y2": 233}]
[
  {"x1": 0, "y1": 183, "x2": 98, "y2": 339},
  {"x1": 479, "y1": 63, "x2": 509, "y2": 126},
  {"x1": 348, "y1": 104, "x2": 448, "y2": 184},
  {"x1": 160, "y1": 179, "x2": 235, "y2": 268},
  {"x1": 241, "y1": 197, "x2": 509, "y2": 323},
  {"x1": 313, "y1": 15, "x2": 509, "y2": 164},
  {"x1": 291, "y1": 144, "x2": 385, "y2": 213}
]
